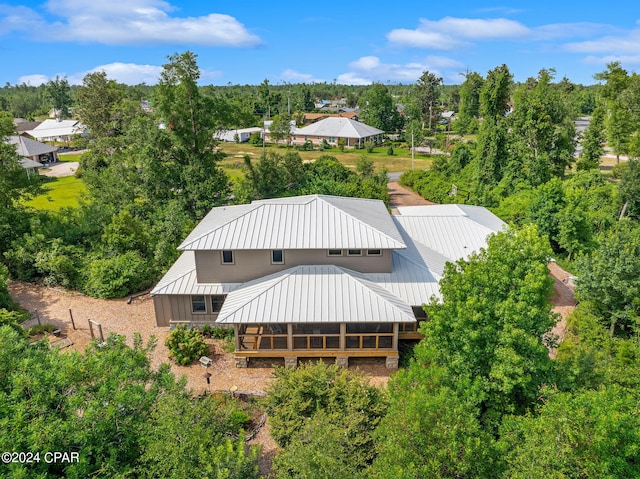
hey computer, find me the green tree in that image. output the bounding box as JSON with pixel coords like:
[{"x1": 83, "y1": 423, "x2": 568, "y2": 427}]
[
  {"x1": 414, "y1": 70, "x2": 443, "y2": 131},
  {"x1": 45, "y1": 75, "x2": 72, "y2": 119},
  {"x1": 500, "y1": 386, "x2": 640, "y2": 478},
  {"x1": 618, "y1": 158, "x2": 640, "y2": 220},
  {"x1": 578, "y1": 105, "x2": 606, "y2": 170},
  {"x1": 474, "y1": 64, "x2": 513, "y2": 198},
  {"x1": 268, "y1": 114, "x2": 292, "y2": 145},
  {"x1": 0, "y1": 111, "x2": 40, "y2": 255},
  {"x1": 263, "y1": 362, "x2": 386, "y2": 469},
  {"x1": 358, "y1": 83, "x2": 401, "y2": 132},
  {"x1": 154, "y1": 51, "x2": 230, "y2": 218},
  {"x1": 75, "y1": 71, "x2": 128, "y2": 139},
  {"x1": 575, "y1": 222, "x2": 640, "y2": 338},
  {"x1": 455, "y1": 71, "x2": 483, "y2": 134},
  {"x1": 509, "y1": 69, "x2": 577, "y2": 186},
  {"x1": 370, "y1": 362, "x2": 498, "y2": 479},
  {"x1": 421, "y1": 225, "x2": 557, "y2": 428},
  {"x1": 139, "y1": 392, "x2": 259, "y2": 479}
]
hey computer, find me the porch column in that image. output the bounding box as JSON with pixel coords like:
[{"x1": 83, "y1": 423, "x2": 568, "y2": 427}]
[
  {"x1": 339, "y1": 323, "x2": 346, "y2": 351},
  {"x1": 287, "y1": 324, "x2": 293, "y2": 351},
  {"x1": 392, "y1": 323, "x2": 399, "y2": 351},
  {"x1": 234, "y1": 325, "x2": 240, "y2": 351}
]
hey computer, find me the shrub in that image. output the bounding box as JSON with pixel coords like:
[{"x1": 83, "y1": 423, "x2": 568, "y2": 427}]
[
  {"x1": 248, "y1": 132, "x2": 262, "y2": 146},
  {"x1": 83, "y1": 251, "x2": 155, "y2": 299},
  {"x1": 387, "y1": 145, "x2": 394, "y2": 156},
  {"x1": 165, "y1": 325, "x2": 209, "y2": 366}
]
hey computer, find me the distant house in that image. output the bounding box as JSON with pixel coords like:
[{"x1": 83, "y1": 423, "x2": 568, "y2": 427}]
[
  {"x1": 13, "y1": 118, "x2": 42, "y2": 134},
  {"x1": 8, "y1": 135, "x2": 58, "y2": 164},
  {"x1": 302, "y1": 112, "x2": 359, "y2": 125},
  {"x1": 151, "y1": 195, "x2": 504, "y2": 369},
  {"x1": 215, "y1": 127, "x2": 263, "y2": 143},
  {"x1": 292, "y1": 117, "x2": 383, "y2": 148},
  {"x1": 25, "y1": 119, "x2": 85, "y2": 142}
]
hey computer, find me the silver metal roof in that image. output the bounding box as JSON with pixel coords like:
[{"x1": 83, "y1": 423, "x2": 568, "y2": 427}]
[
  {"x1": 26, "y1": 120, "x2": 84, "y2": 140},
  {"x1": 179, "y1": 195, "x2": 406, "y2": 251},
  {"x1": 294, "y1": 117, "x2": 383, "y2": 139},
  {"x1": 150, "y1": 252, "x2": 241, "y2": 296},
  {"x1": 395, "y1": 205, "x2": 505, "y2": 261},
  {"x1": 215, "y1": 265, "x2": 415, "y2": 324}
]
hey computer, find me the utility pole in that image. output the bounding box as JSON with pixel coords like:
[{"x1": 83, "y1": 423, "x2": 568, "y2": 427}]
[{"x1": 411, "y1": 131, "x2": 415, "y2": 170}]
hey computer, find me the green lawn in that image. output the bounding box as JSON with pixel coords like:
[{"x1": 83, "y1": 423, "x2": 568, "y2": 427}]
[
  {"x1": 56, "y1": 152, "x2": 84, "y2": 163},
  {"x1": 218, "y1": 142, "x2": 434, "y2": 173},
  {"x1": 24, "y1": 176, "x2": 87, "y2": 211}
]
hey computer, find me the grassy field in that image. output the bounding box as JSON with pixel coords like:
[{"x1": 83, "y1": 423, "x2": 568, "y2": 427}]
[
  {"x1": 24, "y1": 176, "x2": 87, "y2": 211},
  {"x1": 218, "y1": 142, "x2": 434, "y2": 175}
]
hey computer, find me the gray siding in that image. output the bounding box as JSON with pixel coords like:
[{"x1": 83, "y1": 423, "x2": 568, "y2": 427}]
[
  {"x1": 153, "y1": 294, "x2": 221, "y2": 327},
  {"x1": 195, "y1": 249, "x2": 392, "y2": 283}
]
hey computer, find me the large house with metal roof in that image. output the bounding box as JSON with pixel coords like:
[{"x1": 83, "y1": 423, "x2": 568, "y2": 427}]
[
  {"x1": 291, "y1": 117, "x2": 384, "y2": 148},
  {"x1": 151, "y1": 195, "x2": 504, "y2": 368}
]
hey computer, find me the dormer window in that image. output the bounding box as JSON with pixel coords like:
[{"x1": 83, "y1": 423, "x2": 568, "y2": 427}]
[
  {"x1": 328, "y1": 249, "x2": 342, "y2": 256},
  {"x1": 347, "y1": 249, "x2": 362, "y2": 256},
  {"x1": 366, "y1": 249, "x2": 382, "y2": 256},
  {"x1": 271, "y1": 250, "x2": 284, "y2": 264},
  {"x1": 221, "y1": 250, "x2": 234, "y2": 264}
]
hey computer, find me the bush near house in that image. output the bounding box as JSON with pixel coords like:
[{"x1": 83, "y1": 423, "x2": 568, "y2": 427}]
[{"x1": 165, "y1": 325, "x2": 209, "y2": 365}]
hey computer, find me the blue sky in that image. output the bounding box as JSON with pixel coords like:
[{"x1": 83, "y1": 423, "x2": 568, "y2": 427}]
[{"x1": 1, "y1": 0, "x2": 638, "y2": 86}]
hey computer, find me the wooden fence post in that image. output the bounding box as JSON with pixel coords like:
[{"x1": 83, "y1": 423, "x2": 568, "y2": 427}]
[
  {"x1": 69, "y1": 309, "x2": 76, "y2": 330},
  {"x1": 34, "y1": 309, "x2": 41, "y2": 326}
]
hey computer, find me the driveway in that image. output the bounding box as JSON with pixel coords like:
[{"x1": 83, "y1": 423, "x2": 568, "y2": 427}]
[{"x1": 41, "y1": 161, "x2": 79, "y2": 177}]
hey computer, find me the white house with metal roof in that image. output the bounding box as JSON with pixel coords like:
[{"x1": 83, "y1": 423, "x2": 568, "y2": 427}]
[
  {"x1": 291, "y1": 117, "x2": 384, "y2": 148},
  {"x1": 151, "y1": 195, "x2": 505, "y2": 368},
  {"x1": 25, "y1": 119, "x2": 85, "y2": 142}
]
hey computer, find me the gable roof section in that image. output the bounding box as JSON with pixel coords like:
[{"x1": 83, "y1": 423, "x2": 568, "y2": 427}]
[
  {"x1": 179, "y1": 195, "x2": 405, "y2": 251},
  {"x1": 8, "y1": 136, "x2": 57, "y2": 157},
  {"x1": 150, "y1": 251, "x2": 240, "y2": 296},
  {"x1": 215, "y1": 264, "x2": 415, "y2": 324},
  {"x1": 294, "y1": 117, "x2": 383, "y2": 139}
]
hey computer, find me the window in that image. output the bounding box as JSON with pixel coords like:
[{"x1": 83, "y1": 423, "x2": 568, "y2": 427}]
[
  {"x1": 329, "y1": 136, "x2": 335, "y2": 142},
  {"x1": 328, "y1": 249, "x2": 343, "y2": 256},
  {"x1": 221, "y1": 250, "x2": 234, "y2": 264},
  {"x1": 211, "y1": 295, "x2": 226, "y2": 313},
  {"x1": 271, "y1": 250, "x2": 284, "y2": 264},
  {"x1": 367, "y1": 249, "x2": 382, "y2": 256},
  {"x1": 347, "y1": 249, "x2": 362, "y2": 256},
  {"x1": 191, "y1": 295, "x2": 206, "y2": 313}
]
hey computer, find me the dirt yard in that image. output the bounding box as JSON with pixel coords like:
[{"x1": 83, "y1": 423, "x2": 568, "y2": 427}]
[{"x1": 388, "y1": 181, "x2": 435, "y2": 209}]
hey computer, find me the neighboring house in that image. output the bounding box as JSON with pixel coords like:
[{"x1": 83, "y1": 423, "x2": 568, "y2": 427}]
[
  {"x1": 302, "y1": 112, "x2": 359, "y2": 125},
  {"x1": 8, "y1": 135, "x2": 58, "y2": 164},
  {"x1": 291, "y1": 117, "x2": 384, "y2": 148},
  {"x1": 13, "y1": 118, "x2": 42, "y2": 134},
  {"x1": 25, "y1": 119, "x2": 85, "y2": 142},
  {"x1": 151, "y1": 195, "x2": 504, "y2": 369},
  {"x1": 215, "y1": 127, "x2": 263, "y2": 143}
]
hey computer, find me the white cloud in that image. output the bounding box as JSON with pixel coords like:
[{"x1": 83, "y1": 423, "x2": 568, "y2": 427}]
[
  {"x1": 338, "y1": 55, "x2": 464, "y2": 84},
  {"x1": 17, "y1": 61, "x2": 221, "y2": 86},
  {"x1": 280, "y1": 69, "x2": 324, "y2": 83},
  {"x1": 16, "y1": 74, "x2": 51, "y2": 86},
  {"x1": 564, "y1": 29, "x2": 640, "y2": 54},
  {"x1": 1, "y1": 0, "x2": 261, "y2": 46},
  {"x1": 336, "y1": 72, "x2": 371, "y2": 85},
  {"x1": 582, "y1": 54, "x2": 640, "y2": 67},
  {"x1": 387, "y1": 17, "x2": 530, "y2": 49}
]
